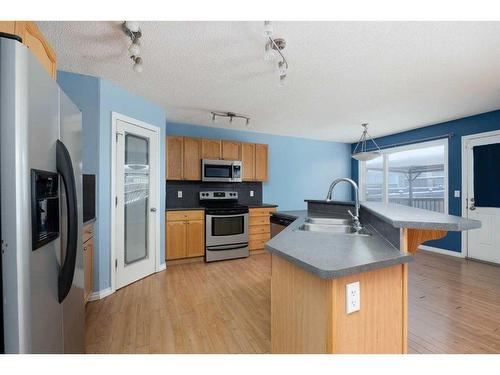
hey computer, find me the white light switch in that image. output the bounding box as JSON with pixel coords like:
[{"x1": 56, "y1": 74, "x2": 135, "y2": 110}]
[
  {"x1": 177, "y1": 191, "x2": 183, "y2": 198},
  {"x1": 346, "y1": 281, "x2": 360, "y2": 314},
  {"x1": 454, "y1": 190, "x2": 461, "y2": 198},
  {"x1": 250, "y1": 190, "x2": 254, "y2": 197}
]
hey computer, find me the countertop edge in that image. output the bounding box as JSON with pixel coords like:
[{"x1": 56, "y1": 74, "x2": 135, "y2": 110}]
[{"x1": 360, "y1": 202, "x2": 482, "y2": 231}]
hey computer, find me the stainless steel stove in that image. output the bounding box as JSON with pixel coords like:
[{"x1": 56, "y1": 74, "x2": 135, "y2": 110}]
[{"x1": 199, "y1": 191, "x2": 249, "y2": 262}]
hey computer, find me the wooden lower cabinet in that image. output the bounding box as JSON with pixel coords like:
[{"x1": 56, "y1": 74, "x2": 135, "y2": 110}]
[
  {"x1": 166, "y1": 210, "x2": 205, "y2": 260},
  {"x1": 249, "y1": 207, "x2": 276, "y2": 251},
  {"x1": 83, "y1": 222, "x2": 94, "y2": 304},
  {"x1": 271, "y1": 255, "x2": 407, "y2": 353},
  {"x1": 186, "y1": 219, "x2": 205, "y2": 257}
]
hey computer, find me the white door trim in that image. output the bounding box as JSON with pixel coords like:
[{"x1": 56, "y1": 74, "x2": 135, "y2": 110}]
[
  {"x1": 110, "y1": 111, "x2": 161, "y2": 294},
  {"x1": 461, "y1": 128, "x2": 500, "y2": 258}
]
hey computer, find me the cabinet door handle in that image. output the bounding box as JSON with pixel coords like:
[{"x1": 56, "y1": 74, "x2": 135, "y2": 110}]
[{"x1": 150, "y1": 207, "x2": 157, "y2": 212}]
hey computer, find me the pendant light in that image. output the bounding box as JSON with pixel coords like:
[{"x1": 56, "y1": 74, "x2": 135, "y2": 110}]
[{"x1": 352, "y1": 123, "x2": 381, "y2": 161}]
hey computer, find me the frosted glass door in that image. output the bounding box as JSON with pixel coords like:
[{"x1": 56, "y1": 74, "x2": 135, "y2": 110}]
[
  {"x1": 115, "y1": 118, "x2": 158, "y2": 290},
  {"x1": 124, "y1": 134, "x2": 149, "y2": 265}
]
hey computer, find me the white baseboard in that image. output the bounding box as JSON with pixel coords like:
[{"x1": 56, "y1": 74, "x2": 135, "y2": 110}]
[
  {"x1": 88, "y1": 287, "x2": 113, "y2": 301},
  {"x1": 419, "y1": 244, "x2": 465, "y2": 258},
  {"x1": 157, "y1": 263, "x2": 166, "y2": 272}
]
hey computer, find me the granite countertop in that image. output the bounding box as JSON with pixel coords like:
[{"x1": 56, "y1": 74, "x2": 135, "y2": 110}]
[
  {"x1": 266, "y1": 210, "x2": 413, "y2": 279},
  {"x1": 248, "y1": 203, "x2": 278, "y2": 208},
  {"x1": 165, "y1": 203, "x2": 278, "y2": 211},
  {"x1": 305, "y1": 200, "x2": 481, "y2": 231},
  {"x1": 360, "y1": 201, "x2": 481, "y2": 231},
  {"x1": 267, "y1": 200, "x2": 481, "y2": 280},
  {"x1": 165, "y1": 206, "x2": 205, "y2": 211}
]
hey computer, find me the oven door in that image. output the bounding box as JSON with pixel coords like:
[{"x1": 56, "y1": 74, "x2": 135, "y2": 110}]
[
  {"x1": 206, "y1": 213, "x2": 249, "y2": 248},
  {"x1": 202, "y1": 159, "x2": 234, "y2": 182}
]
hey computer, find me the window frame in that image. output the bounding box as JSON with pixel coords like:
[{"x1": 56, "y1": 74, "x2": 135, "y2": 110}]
[{"x1": 358, "y1": 138, "x2": 449, "y2": 214}]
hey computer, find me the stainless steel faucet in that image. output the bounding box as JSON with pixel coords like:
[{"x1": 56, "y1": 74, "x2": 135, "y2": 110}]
[{"x1": 326, "y1": 177, "x2": 362, "y2": 231}]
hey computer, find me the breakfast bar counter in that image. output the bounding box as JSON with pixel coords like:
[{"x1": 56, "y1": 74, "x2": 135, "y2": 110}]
[{"x1": 266, "y1": 200, "x2": 480, "y2": 354}]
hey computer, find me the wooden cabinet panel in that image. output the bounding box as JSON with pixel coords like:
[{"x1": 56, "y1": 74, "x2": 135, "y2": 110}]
[
  {"x1": 83, "y1": 223, "x2": 94, "y2": 243},
  {"x1": 166, "y1": 221, "x2": 187, "y2": 260},
  {"x1": 222, "y1": 140, "x2": 241, "y2": 160},
  {"x1": 167, "y1": 136, "x2": 183, "y2": 180},
  {"x1": 166, "y1": 210, "x2": 204, "y2": 222},
  {"x1": 166, "y1": 210, "x2": 205, "y2": 260},
  {"x1": 0, "y1": 21, "x2": 57, "y2": 80},
  {"x1": 83, "y1": 238, "x2": 93, "y2": 303},
  {"x1": 15, "y1": 22, "x2": 57, "y2": 79},
  {"x1": 249, "y1": 224, "x2": 270, "y2": 235},
  {"x1": 254, "y1": 143, "x2": 268, "y2": 181},
  {"x1": 249, "y1": 238, "x2": 269, "y2": 251},
  {"x1": 249, "y1": 216, "x2": 270, "y2": 226},
  {"x1": 249, "y1": 207, "x2": 276, "y2": 217},
  {"x1": 186, "y1": 220, "x2": 205, "y2": 257},
  {"x1": 241, "y1": 142, "x2": 255, "y2": 181},
  {"x1": 0, "y1": 21, "x2": 15, "y2": 34},
  {"x1": 183, "y1": 137, "x2": 201, "y2": 180},
  {"x1": 202, "y1": 139, "x2": 221, "y2": 159}
]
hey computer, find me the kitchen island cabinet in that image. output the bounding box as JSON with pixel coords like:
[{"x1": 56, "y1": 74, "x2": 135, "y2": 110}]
[{"x1": 267, "y1": 201, "x2": 480, "y2": 353}]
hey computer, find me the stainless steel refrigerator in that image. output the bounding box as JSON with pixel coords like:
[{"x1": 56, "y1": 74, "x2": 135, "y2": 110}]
[{"x1": 0, "y1": 34, "x2": 85, "y2": 353}]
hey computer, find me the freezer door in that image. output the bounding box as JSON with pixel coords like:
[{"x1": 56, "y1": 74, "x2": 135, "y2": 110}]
[
  {"x1": 59, "y1": 89, "x2": 85, "y2": 353},
  {"x1": 1, "y1": 36, "x2": 63, "y2": 353}
]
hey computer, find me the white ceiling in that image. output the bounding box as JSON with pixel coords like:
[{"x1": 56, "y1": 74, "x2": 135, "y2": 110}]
[{"x1": 38, "y1": 21, "x2": 500, "y2": 142}]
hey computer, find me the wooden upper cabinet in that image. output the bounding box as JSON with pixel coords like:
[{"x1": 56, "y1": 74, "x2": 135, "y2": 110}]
[
  {"x1": 202, "y1": 139, "x2": 221, "y2": 160},
  {"x1": 0, "y1": 22, "x2": 57, "y2": 80},
  {"x1": 0, "y1": 22, "x2": 15, "y2": 35},
  {"x1": 167, "y1": 136, "x2": 183, "y2": 180},
  {"x1": 254, "y1": 143, "x2": 269, "y2": 181},
  {"x1": 166, "y1": 135, "x2": 268, "y2": 182},
  {"x1": 241, "y1": 142, "x2": 256, "y2": 181},
  {"x1": 222, "y1": 140, "x2": 241, "y2": 160},
  {"x1": 183, "y1": 137, "x2": 201, "y2": 180}
]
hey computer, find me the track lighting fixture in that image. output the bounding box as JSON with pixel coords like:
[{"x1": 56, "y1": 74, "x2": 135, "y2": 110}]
[
  {"x1": 211, "y1": 111, "x2": 251, "y2": 127},
  {"x1": 263, "y1": 21, "x2": 289, "y2": 87},
  {"x1": 122, "y1": 21, "x2": 144, "y2": 73}
]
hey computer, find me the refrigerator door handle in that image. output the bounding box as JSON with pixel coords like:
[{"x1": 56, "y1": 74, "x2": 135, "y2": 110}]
[{"x1": 56, "y1": 140, "x2": 78, "y2": 303}]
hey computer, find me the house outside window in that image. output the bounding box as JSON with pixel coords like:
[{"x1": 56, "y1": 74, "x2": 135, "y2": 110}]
[{"x1": 359, "y1": 139, "x2": 448, "y2": 213}]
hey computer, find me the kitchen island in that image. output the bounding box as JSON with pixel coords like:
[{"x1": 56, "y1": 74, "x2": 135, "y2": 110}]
[{"x1": 266, "y1": 200, "x2": 480, "y2": 354}]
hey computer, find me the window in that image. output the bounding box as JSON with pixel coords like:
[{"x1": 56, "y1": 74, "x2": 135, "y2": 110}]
[{"x1": 359, "y1": 139, "x2": 448, "y2": 213}]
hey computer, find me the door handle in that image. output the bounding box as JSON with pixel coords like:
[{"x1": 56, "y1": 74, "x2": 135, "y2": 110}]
[
  {"x1": 469, "y1": 204, "x2": 476, "y2": 211},
  {"x1": 150, "y1": 207, "x2": 157, "y2": 212},
  {"x1": 56, "y1": 140, "x2": 78, "y2": 304}
]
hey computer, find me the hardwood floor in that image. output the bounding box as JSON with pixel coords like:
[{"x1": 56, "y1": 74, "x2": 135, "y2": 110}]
[
  {"x1": 408, "y1": 251, "x2": 500, "y2": 354},
  {"x1": 85, "y1": 255, "x2": 271, "y2": 353},
  {"x1": 85, "y1": 251, "x2": 500, "y2": 354}
]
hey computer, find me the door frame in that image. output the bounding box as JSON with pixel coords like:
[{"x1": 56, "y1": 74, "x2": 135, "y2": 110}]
[
  {"x1": 110, "y1": 111, "x2": 161, "y2": 293},
  {"x1": 461, "y1": 128, "x2": 500, "y2": 258}
]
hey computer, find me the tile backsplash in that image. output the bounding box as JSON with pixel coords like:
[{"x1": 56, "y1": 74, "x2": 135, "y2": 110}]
[{"x1": 166, "y1": 181, "x2": 263, "y2": 208}]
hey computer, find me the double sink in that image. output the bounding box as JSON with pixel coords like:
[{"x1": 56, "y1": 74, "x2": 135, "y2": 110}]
[{"x1": 297, "y1": 217, "x2": 372, "y2": 236}]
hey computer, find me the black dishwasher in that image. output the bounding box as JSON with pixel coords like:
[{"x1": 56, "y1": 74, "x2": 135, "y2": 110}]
[{"x1": 270, "y1": 214, "x2": 296, "y2": 238}]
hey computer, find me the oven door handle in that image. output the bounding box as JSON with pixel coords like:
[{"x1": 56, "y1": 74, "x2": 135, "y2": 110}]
[{"x1": 206, "y1": 243, "x2": 249, "y2": 251}]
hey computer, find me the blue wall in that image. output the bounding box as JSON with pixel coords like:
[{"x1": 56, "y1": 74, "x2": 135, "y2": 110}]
[
  {"x1": 351, "y1": 109, "x2": 500, "y2": 252},
  {"x1": 59, "y1": 72, "x2": 166, "y2": 292},
  {"x1": 166, "y1": 122, "x2": 352, "y2": 210}
]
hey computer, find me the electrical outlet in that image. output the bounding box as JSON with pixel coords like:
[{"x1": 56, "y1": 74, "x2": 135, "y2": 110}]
[
  {"x1": 346, "y1": 281, "x2": 360, "y2": 314},
  {"x1": 177, "y1": 191, "x2": 183, "y2": 198},
  {"x1": 250, "y1": 190, "x2": 254, "y2": 197},
  {"x1": 454, "y1": 190, "x2": 461, "y2": 198}
]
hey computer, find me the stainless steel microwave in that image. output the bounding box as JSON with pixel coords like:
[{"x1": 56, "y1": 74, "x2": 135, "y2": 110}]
[{"x1": 202, "y1": 159, "x2": 242, "y2": 182}]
